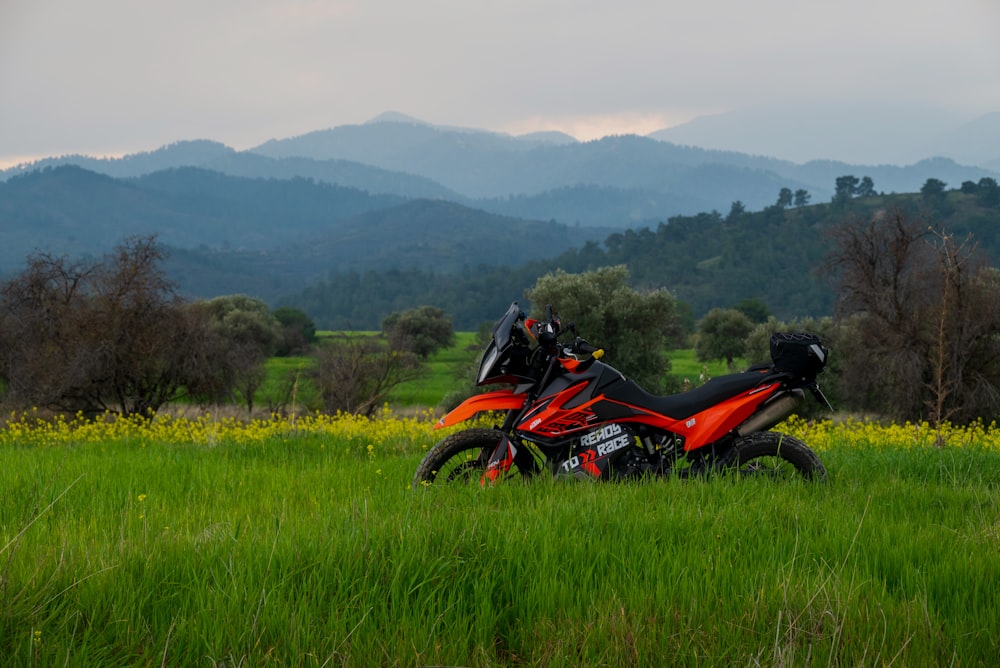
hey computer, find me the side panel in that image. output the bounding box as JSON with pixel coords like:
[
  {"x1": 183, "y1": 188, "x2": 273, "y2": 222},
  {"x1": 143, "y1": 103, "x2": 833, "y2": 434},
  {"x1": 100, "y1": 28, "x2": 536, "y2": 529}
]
[
  {"x1": 516, "y1": 382, "x2": 601, "y2": 437},
  {"x1": 514, "y1": 381, "x2": 782, "y2": 450},
  {"x1": 676, "y1": 383, "x2": 780, "y2": 449},
  {"x1": 435, "y1": 389, "x2": 526, "y2": 429},
  {"x1": 555, "y1": 423, "x2": 636, "y2": 480}
]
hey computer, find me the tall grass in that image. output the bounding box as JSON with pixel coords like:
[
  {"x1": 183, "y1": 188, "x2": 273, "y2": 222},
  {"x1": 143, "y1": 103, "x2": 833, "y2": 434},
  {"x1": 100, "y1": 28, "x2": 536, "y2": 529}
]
[
  {"x1": 2, "y1": 414, "x2": 998, "y2": 666},
  {"x1": 258, "y1": 355, "x2": 318, "y2": 412}
]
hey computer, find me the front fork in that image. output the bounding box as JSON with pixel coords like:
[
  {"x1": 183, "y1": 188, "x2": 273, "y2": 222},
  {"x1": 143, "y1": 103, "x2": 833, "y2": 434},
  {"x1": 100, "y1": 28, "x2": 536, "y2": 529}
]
[
  {"x1": 480, "y1": 407, "x2": 542, "y2": 484},
  {"x1": 480, "y1": 432, "x2": 518, "y2": 484}
]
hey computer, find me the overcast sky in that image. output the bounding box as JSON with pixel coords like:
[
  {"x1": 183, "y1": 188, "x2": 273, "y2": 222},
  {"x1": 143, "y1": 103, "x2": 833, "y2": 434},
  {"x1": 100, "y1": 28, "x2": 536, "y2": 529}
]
[{"x1": 2, "y1": 0, "x2": 999, "y2": 168}]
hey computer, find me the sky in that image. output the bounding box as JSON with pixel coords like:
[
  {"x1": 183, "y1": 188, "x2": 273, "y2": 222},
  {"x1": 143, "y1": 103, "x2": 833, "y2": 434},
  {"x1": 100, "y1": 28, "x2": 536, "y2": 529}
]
[{"x1": 2, "y1": 0, "x2": 999, "y2": 169}]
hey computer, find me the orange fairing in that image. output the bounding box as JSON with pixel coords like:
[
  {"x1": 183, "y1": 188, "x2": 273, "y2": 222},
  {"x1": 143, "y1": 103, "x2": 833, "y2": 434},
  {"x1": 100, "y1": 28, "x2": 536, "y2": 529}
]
[
  {"x1": 435, "y1": 389, "x2": 526, "y2": 429},
  {"x1": 677, "y1": 383, "x2": 778, "y2": 449},
  {"x1": 558, "y1": 357, "x2": 586, "y2": 373}
]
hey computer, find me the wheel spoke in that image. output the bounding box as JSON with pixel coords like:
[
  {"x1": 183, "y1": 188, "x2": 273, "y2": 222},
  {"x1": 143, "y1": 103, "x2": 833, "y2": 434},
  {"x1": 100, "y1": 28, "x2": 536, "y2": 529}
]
[
  {"x1": 725, "y1": 431, "x2": 826, "y2": 481},
  {"x1": 740, "y1": 457, "x2": 794, "y2": 478},
  {"x1": 414, "y1": 428, "x2": 529, "y2": 487},
  {"x1": 444, "y1": 459, "x2": 484, "y2": 483}
]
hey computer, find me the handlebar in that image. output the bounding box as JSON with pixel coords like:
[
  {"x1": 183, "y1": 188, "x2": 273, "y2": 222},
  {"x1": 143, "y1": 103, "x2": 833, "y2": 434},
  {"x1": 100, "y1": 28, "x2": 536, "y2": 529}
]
[
  {"x1": 531, "y1": 305, "x2": 604, "y2": 360},
  {"x1": 533, "y1": 304, "x2": 561, "y2": 346},
  {"x1": 567, "y1": 337, "x2": 604, "y2": 371},
  {"x1": 526, "y1": 305, "x2": 606, "y2": 375},
  {"x1": 570, "y1": 337, "x2": 601, "y2": 356}
]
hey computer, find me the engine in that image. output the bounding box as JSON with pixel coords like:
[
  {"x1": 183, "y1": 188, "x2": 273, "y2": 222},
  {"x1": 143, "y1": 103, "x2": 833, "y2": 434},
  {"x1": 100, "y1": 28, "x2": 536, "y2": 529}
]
[{"x1": 610, "y1": 446, "x2": 659, "y2": 479}]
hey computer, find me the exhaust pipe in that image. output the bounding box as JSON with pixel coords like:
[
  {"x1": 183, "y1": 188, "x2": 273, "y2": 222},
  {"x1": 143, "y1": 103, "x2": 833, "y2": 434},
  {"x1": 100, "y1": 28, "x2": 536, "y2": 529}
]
[{"x1": 737, "y1": 389, "x2": 804, "y2": 436}]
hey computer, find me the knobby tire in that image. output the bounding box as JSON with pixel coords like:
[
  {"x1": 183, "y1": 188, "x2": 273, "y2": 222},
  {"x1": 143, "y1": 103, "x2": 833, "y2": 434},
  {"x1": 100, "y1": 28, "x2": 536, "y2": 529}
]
[
  {"x1": 721, "y1": 430, "x2": 826, "y2": 480},
  {"x1": 412, "y1": 428, "x2": 536, "y2": 487}
]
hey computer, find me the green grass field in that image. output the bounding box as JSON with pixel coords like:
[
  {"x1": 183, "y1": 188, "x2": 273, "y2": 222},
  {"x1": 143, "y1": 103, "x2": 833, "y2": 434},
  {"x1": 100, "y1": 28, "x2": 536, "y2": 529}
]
[
  {"x1": 387, "y1": 332, "x2": 480, "y2": 408},
  {"x1": 263, "y1": 334, "x2": 735, "y2": 414},
  {"x1": 2, "y1": 413, "x2": 998, "y2": 666},
  {"x1": 663, "y1": 348, "x2": 737, "y2": 385},
  {"x1": 385, "y1": 336, "x2": 733, "y2": 411}
]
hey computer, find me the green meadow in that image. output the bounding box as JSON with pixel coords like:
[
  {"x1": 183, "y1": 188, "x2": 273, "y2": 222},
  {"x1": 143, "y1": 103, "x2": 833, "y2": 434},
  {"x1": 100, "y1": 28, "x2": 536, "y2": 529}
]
[
  {"x1": 1, "y1": 412, "x2": 998, "y2": 666},
  {"x1": 266, "y1": 334, "x2": 736, "y2": 413}
]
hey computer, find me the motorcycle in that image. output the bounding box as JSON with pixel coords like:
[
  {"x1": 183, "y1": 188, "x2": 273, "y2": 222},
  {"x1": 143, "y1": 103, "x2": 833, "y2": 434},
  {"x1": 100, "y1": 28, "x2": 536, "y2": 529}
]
[{"x1": 412, "y1": 302, "x2": 830, "y2": 487}]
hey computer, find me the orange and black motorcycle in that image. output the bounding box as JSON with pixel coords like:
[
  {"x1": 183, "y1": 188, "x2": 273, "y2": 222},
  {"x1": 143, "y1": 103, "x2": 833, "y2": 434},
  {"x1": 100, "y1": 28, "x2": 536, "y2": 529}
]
[{"x1": 412, "y1": 302, "x2": 831, "y2": 487}]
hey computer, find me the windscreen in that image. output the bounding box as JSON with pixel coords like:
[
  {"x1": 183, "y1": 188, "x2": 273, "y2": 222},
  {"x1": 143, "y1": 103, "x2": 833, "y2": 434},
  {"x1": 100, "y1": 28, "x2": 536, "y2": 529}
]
[{"x1": 491, "y1": 302, "x2": 522, "y2": 352}]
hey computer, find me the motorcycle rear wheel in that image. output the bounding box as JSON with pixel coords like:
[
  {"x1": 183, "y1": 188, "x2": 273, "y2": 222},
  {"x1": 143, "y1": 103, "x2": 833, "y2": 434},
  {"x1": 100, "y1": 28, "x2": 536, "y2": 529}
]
[
  {"x1": 719, "y1": 431, "x2": 826, "y2": 480},
  {"x1": 412, "y1": 428, "x2": 538, "y2": 487}
]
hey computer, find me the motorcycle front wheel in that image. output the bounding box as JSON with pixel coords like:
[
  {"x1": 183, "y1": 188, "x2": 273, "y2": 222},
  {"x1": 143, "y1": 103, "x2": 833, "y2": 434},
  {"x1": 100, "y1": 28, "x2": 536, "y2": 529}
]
[
  {"x1": 718, "y1": 431, "x2": 826, "y2": 481},
  {"x1": 412, "y1": 428, "x2": 538, "y2": 487}
]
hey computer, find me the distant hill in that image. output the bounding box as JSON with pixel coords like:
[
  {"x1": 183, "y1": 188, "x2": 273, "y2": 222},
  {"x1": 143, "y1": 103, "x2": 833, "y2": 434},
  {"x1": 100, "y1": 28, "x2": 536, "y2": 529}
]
[
  {"x1": 198, "y1": 153, "x2": 459, "y2": 199},
  {"x1": 0, "y1": 140, "x2": 237, "y2": 179},
  {"x1": 0, "y1": 165, "x2": 404, "y2": 269},
  {"x1": 0, "y1": 140, "x2": 461, "y2": 200},
  {"x1": 1, "y1": 167, "x2": 177, "y2": 266},
  {"x1": 251, "y1": 121, "x2": 817, "y2": 201},
  {"x1": 915, "y1": 112, "x2": 1000, "y2": 172},
  {"x1": 277, "y1": 186, "x2": 1000, "y2": 329},
  {"x1": 4, "y1": 112, "x2": 1000, "y2": 328},
  {"x1": 2, "y1": 160, "x2": 998, "y2": 330},
  {"x1": 162, "y1": 197, "x2": 612, "y2": 303},
  {"x1": 0, "y1": 165, "x2": 609, "y2": 301},
  {"x1": 281, "y1": 198, "x2": 601, "y2": 271},
  {"x1": 647, "y1": 104, "x2": 1000, "y2": 170},
  {"x1": 249, "y1": 118, "x2": 1000, "y2": 207},
  {"x1": 5, "y1": 116, "x2": 999, "y2": 230}
]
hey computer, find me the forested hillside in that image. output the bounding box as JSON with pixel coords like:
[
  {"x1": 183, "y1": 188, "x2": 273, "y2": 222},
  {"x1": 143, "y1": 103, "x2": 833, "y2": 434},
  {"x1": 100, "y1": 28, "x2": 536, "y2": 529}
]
[
  {"x1": 280, "y1": 184, "x2": 1000, "y2": 329},
  {"x1": 4, "y1": 117, "x2": 999, "y2": 332},
  {"x1": 0, "y1": 165, "x2": 401, "y2": 269},
  {"x1": 0, "y1": 166, "x2": 608, "y2": 289}
]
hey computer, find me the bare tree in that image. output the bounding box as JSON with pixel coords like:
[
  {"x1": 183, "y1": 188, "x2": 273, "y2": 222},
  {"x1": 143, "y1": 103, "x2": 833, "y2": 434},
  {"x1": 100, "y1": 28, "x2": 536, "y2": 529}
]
[
  {"x1": 87, "y1": 237, "x2": 193, "y2": 415},
  {"x1": 0, "y1": 237, "x2": 213, "y2": 416},
  {"x1": 825, "y1": 209, "x2": 933, "y2": 418},
  {"x1": 311, "y1": 336, "x2": 420, "y2": 417},
  {"x1": 825, "y1": 208, "x2": 1000, "y2": 423},
  {"x1": 0, "y1": 253, "x2": 95, "y2": 410},
  {"x1": 924, "y1": 231, "x2": 1000, "y2": 425}
]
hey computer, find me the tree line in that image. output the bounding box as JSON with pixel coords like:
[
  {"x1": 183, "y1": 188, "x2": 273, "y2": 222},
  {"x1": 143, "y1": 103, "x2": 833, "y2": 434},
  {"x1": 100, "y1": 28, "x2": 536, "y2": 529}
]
[
  {"x1": 698, "y1": 203, "x2": 1000, "y2": 425},
  {"x1": 3, "y1": 175, "x2": 1000, "y2": 425},
  {"x1": 0, "y1": 238, "x2": 462, "y2": 419},
  {"x1": 281, "y1": 176, "x2": 1000, "y2": 330},
  {"x1": 0, "y1": 238, "x2": 298, "y2": 417},
  {"x1": 311, "y1": 192, "x2": 1000, "y2": 425}
]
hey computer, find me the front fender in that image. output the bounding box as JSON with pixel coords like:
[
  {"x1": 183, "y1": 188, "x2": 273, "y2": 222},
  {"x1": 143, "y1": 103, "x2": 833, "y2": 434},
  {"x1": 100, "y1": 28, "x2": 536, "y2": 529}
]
[{"x1": 435, "y1": 389, "x2": 526, "y2": 429}]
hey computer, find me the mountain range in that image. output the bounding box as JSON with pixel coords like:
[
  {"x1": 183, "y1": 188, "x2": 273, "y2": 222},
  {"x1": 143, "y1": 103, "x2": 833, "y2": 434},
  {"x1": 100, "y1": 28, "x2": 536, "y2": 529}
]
[
  {"x1": 0, "y1": 165, "x2": 612, "y2": 298},
  {"x1": 5, "y1": 111, "x2": 999, "y2": 218},
  {"x1": 648, "y1": 104, "x2": 1000, "y2": 170},
  {"x1": 2, "y1": 110, "x2": 999, "y2": 313}
]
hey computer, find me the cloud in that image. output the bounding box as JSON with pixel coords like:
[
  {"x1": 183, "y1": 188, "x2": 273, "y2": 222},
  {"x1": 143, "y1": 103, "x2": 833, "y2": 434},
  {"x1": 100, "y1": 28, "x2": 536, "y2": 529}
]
[
  {"x1": 501, "y1": 112, "x2": 686, "y2": 141},
  {"x1": 1, "y1": 0, "x2": 998, "y2": 164}
]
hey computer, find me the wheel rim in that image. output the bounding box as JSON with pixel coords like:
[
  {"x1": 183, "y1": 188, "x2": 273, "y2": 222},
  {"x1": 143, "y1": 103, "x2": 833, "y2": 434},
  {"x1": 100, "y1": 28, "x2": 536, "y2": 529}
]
[
  {"x1": 443, "y1": 459, "x2": 485, "y2": 483},
  {"x1": 737, "y1": 455, "x2": 800, "y2": 479}
]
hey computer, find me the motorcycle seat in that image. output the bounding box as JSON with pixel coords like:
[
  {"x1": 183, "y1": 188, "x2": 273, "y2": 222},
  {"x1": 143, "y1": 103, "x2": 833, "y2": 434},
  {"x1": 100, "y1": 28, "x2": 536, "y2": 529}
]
[{"x1": 609, "y1": 368, "x2": 778, "y2": 420}]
